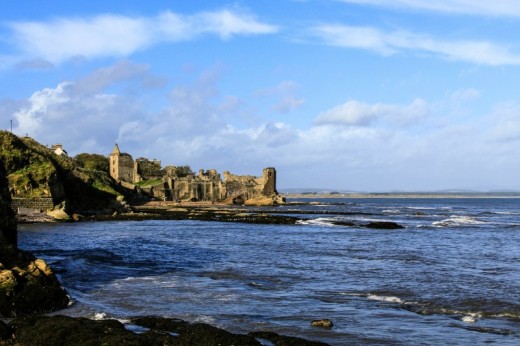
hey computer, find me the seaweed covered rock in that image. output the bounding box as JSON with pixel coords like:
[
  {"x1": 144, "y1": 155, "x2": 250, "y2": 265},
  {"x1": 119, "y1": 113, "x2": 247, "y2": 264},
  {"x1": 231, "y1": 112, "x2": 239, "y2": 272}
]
[
  {"x1": 8, "y1": 315, "x2": 176, "y2": 345},
  {"x1": 131, "y1": 316, "x2": 261, "y2": 345}
]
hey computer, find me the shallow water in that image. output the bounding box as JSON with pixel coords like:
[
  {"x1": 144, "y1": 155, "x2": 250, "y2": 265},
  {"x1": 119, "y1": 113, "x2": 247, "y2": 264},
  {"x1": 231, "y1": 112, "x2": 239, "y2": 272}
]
[{"x1": 18, "y1": 198, "x2": 520, "y2": 345}]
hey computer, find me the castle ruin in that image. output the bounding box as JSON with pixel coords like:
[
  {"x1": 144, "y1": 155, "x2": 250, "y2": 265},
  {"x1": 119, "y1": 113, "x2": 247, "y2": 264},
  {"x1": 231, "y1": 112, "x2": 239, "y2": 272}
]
[{"x1": 109, "y1": 144, "x2": 282, "y2": 204}]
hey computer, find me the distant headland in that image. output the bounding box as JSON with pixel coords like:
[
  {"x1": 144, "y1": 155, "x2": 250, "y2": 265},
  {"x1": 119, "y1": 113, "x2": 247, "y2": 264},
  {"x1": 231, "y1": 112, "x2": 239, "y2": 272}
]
[{"x1": 0, "y1": 131, "x2": 284, "y2": 222}]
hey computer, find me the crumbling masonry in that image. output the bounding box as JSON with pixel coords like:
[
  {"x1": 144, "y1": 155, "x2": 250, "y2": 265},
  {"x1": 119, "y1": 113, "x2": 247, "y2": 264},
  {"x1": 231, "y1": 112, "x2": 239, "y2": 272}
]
[{"x1": 109, "y1": 144, "x2": 281, "y2": 203}]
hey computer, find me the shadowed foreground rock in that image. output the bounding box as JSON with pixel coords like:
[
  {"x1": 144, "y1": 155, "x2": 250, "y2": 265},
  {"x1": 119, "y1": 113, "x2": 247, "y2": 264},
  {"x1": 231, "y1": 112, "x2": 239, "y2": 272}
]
[
  {"x1": 0, "y1": 247, "x2": 70, "y2": 317},
  {"x1": 0, "y1": 158, "x2": 70, "y2": 317},
  {"x1": 0, "y1": 315, "x2": 331, "y2": 346}
]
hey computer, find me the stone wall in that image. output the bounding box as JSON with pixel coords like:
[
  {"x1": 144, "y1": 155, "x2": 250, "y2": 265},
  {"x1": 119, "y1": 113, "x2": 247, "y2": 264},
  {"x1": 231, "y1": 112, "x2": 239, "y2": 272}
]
[
  {"x1": 10, "y1": 198, "x2": 54, "y2": 213},
  {"x1": 171, "y1": 178, "x2": 226, "y2": 202},
  {"x1": 223, "y1": 171, "x2": 273, "y2": 200},
  {"x1": 134, "y1": 158, "x2": 162, "y2": 182}
]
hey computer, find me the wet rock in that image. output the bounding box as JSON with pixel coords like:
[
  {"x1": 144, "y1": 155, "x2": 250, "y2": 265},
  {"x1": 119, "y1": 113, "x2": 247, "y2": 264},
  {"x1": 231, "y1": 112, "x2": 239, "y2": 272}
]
[
  {"x1": 330, "y1": 220, "x2": 355, "y2": 227},
  {"x1": 311, "y1": 319, "x2": 334, "y2": 329},
  {"x1": 9, "y1": 315, "x2": 176, "y2": 345},
  {"x1": 0, "y1": 320, "x2": 12, "y2": 341},
  {"x1": 364, "y1": 221, "x2": 404, "y2": 229},
  {"x1": 4, "y1": 315, "x2": 333, "y2": 345},
  {"x1": 250, "y1": 331, "x2": 331, "y2": 346},
  {"x1": 132, "y1": 316, "x2": 261, "y2": 345}
]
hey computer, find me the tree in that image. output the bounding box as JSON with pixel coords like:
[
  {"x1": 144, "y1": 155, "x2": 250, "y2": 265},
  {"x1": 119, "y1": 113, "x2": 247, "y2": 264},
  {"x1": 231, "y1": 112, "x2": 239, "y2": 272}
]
[
  {"x1": 174, "y1": 165, "x2": 194, "y2": 178},
  {"x1": 74, "y1": 153, "x2": 109, "y2": 173}
]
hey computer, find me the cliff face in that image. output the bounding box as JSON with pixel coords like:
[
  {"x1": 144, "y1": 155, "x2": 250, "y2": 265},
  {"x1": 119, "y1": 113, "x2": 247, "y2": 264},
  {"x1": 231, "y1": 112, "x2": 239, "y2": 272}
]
[
  {"x1": 0, "y1": 131, "x2": 131, "y2": 216},
  {"x1": 0, "y1": 158, "x2": 16, "y2": 246},
  {"x1": 0, "y1": 156, "x2": 69, "y2": 317}
]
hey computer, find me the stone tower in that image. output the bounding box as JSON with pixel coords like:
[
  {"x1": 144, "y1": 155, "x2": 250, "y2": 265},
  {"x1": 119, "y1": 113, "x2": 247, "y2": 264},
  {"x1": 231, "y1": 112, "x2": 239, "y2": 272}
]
[
  {"x1": 109, "y1": 144, "x2": 134, "y2": 183},
  {"x1": 261, "y1": 167, "x2": 277, "y2": 196}
]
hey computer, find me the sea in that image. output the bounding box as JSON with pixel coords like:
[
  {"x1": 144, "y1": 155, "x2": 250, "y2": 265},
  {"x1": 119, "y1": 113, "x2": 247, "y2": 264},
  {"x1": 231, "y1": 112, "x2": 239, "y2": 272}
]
[{"x1": 17, "y1": 198, "x2": 520, "y2": 345}]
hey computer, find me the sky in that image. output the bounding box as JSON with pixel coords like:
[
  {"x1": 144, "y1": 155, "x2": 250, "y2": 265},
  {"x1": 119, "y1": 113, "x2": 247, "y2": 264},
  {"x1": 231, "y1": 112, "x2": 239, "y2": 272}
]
[{"x1": 1, "y1": 0, "x2": 520, "y2": 192}]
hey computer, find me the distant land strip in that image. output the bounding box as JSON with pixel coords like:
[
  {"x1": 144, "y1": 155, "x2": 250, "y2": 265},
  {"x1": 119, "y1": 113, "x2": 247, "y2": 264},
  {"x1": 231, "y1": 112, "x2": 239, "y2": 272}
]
[{"x1": 282, "y1": 192, "x2": 520, "y2": 199}]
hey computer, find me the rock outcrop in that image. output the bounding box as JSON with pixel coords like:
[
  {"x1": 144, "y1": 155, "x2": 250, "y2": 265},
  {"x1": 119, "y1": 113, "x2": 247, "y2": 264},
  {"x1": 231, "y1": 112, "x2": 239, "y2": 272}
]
[
  {"x1": 0, "y1": 158, "x2": 70, "y2": 317},
  {"x1": 0, "y1": 247, "x2": 70, "y2": 316},
  {"x1": 0, "y1": 158, "x2": 16, "y2": 246}
]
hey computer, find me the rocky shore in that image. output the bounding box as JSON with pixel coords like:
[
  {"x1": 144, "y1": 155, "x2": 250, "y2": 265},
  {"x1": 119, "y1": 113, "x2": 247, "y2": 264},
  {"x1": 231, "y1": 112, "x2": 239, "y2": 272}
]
[
  {"x1": 29, "y1": 200, "x2": 404, "y2": 230},
  {"x1": 0, "y1": 315, "x2": 329, "y2": 345},
  {"x1": 1, "y1": 158, "x2": 331, "y2": 345}
]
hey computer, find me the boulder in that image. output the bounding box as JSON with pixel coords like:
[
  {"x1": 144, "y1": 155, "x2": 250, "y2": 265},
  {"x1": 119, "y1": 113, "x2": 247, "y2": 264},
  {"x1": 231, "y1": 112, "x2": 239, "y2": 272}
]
[
  {"x1": 311, "y1": 319, "x2": 334, "y2": 329},
  {"x1": 364, "y1": 221, "x2": 404, "y2": 229},
  {"x1": 0, "y1": 247, "x2": 70, "y2": 317},
  {"x1": 244, "y1": 197, "x2": 275, "y2": 206}
]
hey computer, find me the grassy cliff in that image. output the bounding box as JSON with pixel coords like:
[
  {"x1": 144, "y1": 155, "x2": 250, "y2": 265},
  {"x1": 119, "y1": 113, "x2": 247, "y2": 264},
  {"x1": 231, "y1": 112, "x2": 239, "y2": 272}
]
[{"x1": 0, "y1": 131, "x2": 131, "y2": 215}]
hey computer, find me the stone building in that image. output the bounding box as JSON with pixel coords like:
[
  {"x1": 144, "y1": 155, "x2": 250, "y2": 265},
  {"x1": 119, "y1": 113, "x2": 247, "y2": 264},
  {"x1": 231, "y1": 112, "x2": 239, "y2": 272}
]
[
  {"x1": 108, "y1": 144, "x2": 281, "y2": 204},
  {"x1": 134, "y1": 158, "x2": 162, "y2": 183},
  {"x1": 109, "y1": 144, "x2": 134, "y2": 183}
]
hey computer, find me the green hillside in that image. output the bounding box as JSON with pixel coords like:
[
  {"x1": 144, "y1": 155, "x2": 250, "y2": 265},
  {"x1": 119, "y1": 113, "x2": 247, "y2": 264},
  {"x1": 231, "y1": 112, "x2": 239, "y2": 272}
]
[{"x1": 0, "y1": 131, "x2": 131, "y2": 215}]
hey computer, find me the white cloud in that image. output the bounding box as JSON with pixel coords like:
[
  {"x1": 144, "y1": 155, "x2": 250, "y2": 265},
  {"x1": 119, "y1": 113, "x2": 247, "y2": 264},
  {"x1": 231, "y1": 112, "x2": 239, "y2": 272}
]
[
  {"x1": 8, "y1": 61, "x2": 520, "y2": 191},
  {"x1": 12, "y1": 61, "x2": 159, "y2": 149},
  {"x1": 7, "y1": 9, "x2": 278, "y2": 64},
  {"x1": 256, "y1": 81, "x2": 305, "y2": 114},
  {"x1": 450, "y1": 88, "x2": 481, "y2": 103},
  {"x1": 488, "y1": 102, "x2": 520, "y2": 142},
  {"x1": 312, "y1": 24, "x2": 520, "y2": 65},
  {"x1": 315, "y1": 98, "x2": 429, "y2": 126},
  {"x1": 14, "y1": 82, "x2": 72, "y2": 136},
  {"x1": 338, "y1": 0, "x2": 520, "y2": 17}
]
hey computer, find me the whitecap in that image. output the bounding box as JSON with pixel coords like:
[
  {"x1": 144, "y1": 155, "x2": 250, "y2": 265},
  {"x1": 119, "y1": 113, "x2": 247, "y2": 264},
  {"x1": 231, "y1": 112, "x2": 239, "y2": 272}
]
[
  {"x1": 296, "y1": 218, "x2": 337, "y2": 227},
  {"x1": 433, "y1": 215, "x2": 485, "y2": 227},
  {"x1": 383, "y1": 209, "x2": 400, "y2": 214},
  {"x1": 461, "y1": 313, "x2": 481, "y2": 324},
  {"x1": 367, "y1": 294, "x2": 404, "y2": 304}
]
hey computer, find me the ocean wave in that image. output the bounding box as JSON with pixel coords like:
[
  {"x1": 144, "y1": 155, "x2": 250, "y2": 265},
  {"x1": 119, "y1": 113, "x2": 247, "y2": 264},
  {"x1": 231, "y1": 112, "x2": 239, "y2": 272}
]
[
  {"x1": 295, "y1": 218, "x2": 339, "y2": 227},
  {"x1": 432, "y1": 215, "x2": 486, "y2": 227},
  {"x1": 367, "y1": 294, "x2": 405, "y2": 304},
  {"x1": 382, "y1": 209, "x2": 401, "y2": 214}
]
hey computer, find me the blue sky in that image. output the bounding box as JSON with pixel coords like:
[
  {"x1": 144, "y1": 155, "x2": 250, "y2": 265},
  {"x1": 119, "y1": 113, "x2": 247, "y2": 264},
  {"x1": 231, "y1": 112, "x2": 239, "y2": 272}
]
[{"x1": 1, "y1": 0, "x2": 520, "y2": 191}]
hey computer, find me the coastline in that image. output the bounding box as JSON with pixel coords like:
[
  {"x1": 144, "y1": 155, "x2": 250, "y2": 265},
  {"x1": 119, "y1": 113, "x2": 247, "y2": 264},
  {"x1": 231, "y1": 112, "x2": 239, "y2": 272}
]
[{"x1": 282, "y1": 192, "x2": 520, "y2": 199}]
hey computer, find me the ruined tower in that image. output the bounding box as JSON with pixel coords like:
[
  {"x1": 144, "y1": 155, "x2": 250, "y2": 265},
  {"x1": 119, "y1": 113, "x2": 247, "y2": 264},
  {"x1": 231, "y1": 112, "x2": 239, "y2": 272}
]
[
  {"x1": 109, "y1": 144, "x2": 134, "y2": 183},
  {"x1": 261, "y1": 167, "x2": 277, "y2": 196}
]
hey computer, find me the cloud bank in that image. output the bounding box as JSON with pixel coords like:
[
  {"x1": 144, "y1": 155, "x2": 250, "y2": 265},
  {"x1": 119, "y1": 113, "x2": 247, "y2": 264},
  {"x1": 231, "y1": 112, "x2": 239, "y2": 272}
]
[
  {"x1": 8, "y1": 9, "x2": 278, "y2": 64},
  {"x1": 338, "y1": 0, "x2": 520, "y2": 17},
  {"x1": 7, "y1": 61, "x2": 520, "y2": 190},
  {"x1": 312, "y1": 24, "x2": 520, "y2": 65}
]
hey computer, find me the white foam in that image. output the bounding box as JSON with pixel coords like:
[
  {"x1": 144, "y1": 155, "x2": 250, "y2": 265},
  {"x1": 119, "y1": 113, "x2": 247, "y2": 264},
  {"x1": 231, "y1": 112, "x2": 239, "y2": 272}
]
[
  {"x1": 94, "y1": 312, "x2": 107, "y2": 320},
  {"x1": 461, "y1": 313, "x2": 481, "y2": 323},
  {"x1": 433, "y1": 215, "x2": 485, "y2": 227},
  {"x1": 367, "y1": 294, "x2": 404, "y2": 304},
  {"x1": 296, "y1": 218, "x2": 337, "y2": 227},
  {"x1": 383, "y1": 209, "x2": 400, "y2": 214}
]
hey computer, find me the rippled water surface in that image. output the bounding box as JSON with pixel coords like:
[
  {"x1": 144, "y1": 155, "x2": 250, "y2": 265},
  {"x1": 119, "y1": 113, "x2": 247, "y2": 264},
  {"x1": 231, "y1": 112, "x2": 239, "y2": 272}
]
[{"x1": 18, "y1": 198, "x2": 520, "y2": 345}]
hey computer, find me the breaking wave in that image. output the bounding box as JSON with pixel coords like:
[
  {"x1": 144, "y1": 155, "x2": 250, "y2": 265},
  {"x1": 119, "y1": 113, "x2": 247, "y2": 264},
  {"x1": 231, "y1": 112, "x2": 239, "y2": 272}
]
[{"x1": 432, "y1": 215, "x2": 486, "y2": 227}]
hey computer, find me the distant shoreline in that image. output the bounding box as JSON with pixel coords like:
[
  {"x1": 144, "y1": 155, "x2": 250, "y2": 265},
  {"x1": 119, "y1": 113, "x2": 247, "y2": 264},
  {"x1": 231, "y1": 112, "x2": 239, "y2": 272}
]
[{"x1": 283, "y1": 192, "x2": 520, "y2": 199}]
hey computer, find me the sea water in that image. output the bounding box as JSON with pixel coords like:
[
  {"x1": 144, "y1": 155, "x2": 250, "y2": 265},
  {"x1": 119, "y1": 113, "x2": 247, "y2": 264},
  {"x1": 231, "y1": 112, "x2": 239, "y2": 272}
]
[{"x1": 18, "y1": 198, "x2": 520, "y2": 345}]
